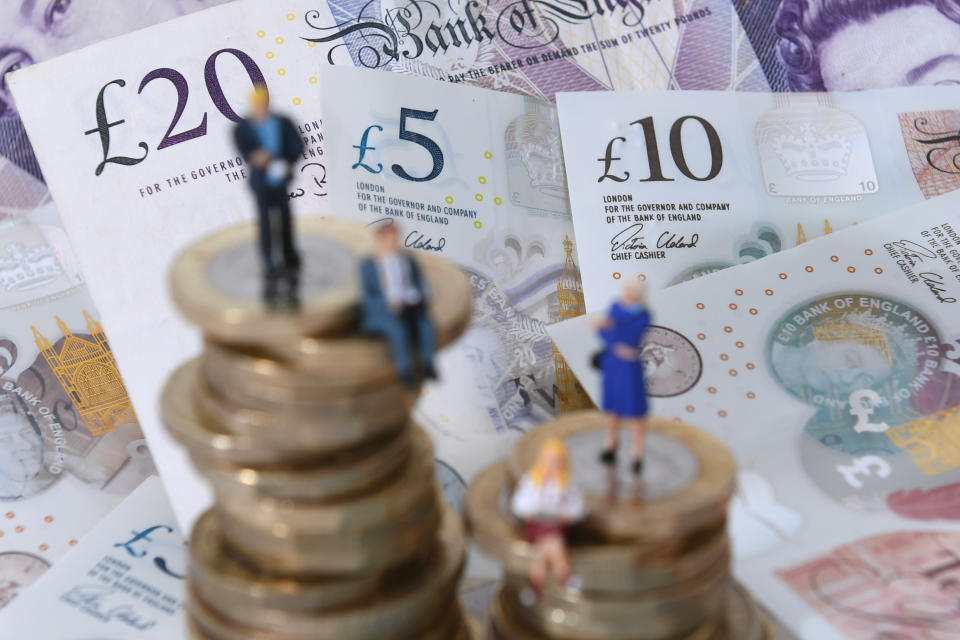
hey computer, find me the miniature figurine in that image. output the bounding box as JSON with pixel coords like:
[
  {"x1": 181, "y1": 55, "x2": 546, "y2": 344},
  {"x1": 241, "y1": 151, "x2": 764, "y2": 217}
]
[
  {"x1": 359, "y1": 223, "x2": 436, "y2": 387},
  {"x1": 591, "y1": 280, "x2": 652, "y2": 475},
  {"x1": 233, "y1": 85, "x2": 304, "y2": 307},
  {"x1": 510, "y1": 437, "x2": 586, "y2": 605}
]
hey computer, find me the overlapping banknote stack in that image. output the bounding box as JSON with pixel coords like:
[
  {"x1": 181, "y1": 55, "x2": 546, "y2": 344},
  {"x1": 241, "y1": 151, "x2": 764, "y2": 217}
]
[
  {"x1": 5, "y1": 0, "x2": 960, "y2": 637},
  {"x1": 156, "y1": 218, "x2": 474, "y2": 639},
  {"x1": 468, "y1": 411, "x2": 770, "y2": 640}
]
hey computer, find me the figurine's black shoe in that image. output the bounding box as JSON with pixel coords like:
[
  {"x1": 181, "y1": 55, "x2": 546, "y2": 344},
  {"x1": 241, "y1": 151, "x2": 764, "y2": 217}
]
[
  {"x1": 631, "y1": 457, "x2": 644, "y2": 475},
  {"x1": 262, "y1": 287, "x2": 279, "y2": 309},
  {"x1": 281, "y1": 265, "x2": 301, "y2": 286},
  {"x1": 423, "y1": 364, "x2": 438, "y2": 380},
  {"x1": 278, "y1": 293, "x2": 300, "y2": 313},
  {"x1": 599, "y1": 449, "x2": 617, "y2": 465},
  {"x1": 400, "y1": 371, "x2": 419, "y2": 389}
]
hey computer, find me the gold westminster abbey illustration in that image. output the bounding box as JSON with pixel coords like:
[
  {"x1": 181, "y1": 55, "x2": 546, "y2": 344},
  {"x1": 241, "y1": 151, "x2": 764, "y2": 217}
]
[{"x1": 32, "y1": 312, "x2": 136, "y2": 436}]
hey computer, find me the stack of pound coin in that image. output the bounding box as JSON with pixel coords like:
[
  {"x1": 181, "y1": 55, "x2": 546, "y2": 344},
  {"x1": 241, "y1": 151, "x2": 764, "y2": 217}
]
[
  {"x1": 466, "y1": 410, "x2": 774, "y2": 640},
  {"x1": 158, "y1": 218, "x2": 474, "y2": 639}
]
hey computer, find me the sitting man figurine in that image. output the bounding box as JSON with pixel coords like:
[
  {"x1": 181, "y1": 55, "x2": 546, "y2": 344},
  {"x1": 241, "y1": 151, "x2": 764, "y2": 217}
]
[
  {"x1": 360, "y1": 223, "x2": 437, "y2": 387},
  {"x1": 510, "y1": 437, "x2": 586, "y2": 605},
  {"x1": 233, "y1": 84, "x2": 304, "y2": 307},
  {"x1": 591, "y1": 280, "x2": 652, "y2": 475}
]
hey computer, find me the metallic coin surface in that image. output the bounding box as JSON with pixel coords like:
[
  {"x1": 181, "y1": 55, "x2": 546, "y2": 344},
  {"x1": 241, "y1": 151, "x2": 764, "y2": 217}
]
[
  {"x1": 189, "y1": 592, "x2": 467, "y2": 640},
  {"x1": 214, "y1": 435, "x2": 436, "y2": 535},
  {"x1": 220, "y1": 494, "x2": 442, "y2": 576},
  {"x1": 501, "y1": 547, "x2": 729, "y2": 640},
  {"x1": 170, "y1": 218, "x2": 373, "y2": 345},
  {"x1": 272, "y1": 251, "x2": 472, "y2": 369},
  {"x1": 197, "y1": 426, "x2": 413, "y2": 503},
  {"x1": 201, "y1": 343, "x2": 420, "y2": 410},
  {"x1": 196, "y1": 370, "x2": 412, "y2": 447},
  {"x1": 467, "y1": 463, "x2": 729, "y2": 594},
  {"x1": 716, "y1": 581, "x2": 768, "y2": 640},
  {"x1": 189, "y1": 510, "x2": 378, "y2": 615},
  {"x1": 188, "y1": 509, "x2": 465, "y2": 640},
  {"x1": 487, "y1": 587, "x2": 725, "y2": 640},
  {"x1": 162, "y1": 360, "x2": 411, "y2": 464},
  {"x1": 203, "y1": 337, "x2": 395, "y2": 396},
  {"x1": 509, "y1": 412, "x2": 735, "y2": 541}
]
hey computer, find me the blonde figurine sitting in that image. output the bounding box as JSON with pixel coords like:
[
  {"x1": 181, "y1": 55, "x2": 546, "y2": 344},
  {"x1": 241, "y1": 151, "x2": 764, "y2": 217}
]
[{"x1": 510, "y1": 437, "x2": 587, "y2": 605}]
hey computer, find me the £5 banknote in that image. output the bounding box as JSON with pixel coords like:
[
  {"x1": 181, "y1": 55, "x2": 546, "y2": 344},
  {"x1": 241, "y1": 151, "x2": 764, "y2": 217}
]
[{"x1": 0, "y1": 476, "x2": 186, "y2": 638}]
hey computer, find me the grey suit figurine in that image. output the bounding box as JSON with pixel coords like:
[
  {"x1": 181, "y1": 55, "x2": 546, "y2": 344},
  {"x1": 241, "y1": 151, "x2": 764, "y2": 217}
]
[{"x1": 360, "y1": 224, "x2": 436, "y2": 387}]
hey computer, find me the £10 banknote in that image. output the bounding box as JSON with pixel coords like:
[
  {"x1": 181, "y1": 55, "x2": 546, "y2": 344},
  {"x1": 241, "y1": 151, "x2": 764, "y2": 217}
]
[
  {"x1": 557, "y1": 86, "x2": 960, "y2": 310},
  {"x1": 549, "y1": 190, "x2": 960, "y2": 639}
]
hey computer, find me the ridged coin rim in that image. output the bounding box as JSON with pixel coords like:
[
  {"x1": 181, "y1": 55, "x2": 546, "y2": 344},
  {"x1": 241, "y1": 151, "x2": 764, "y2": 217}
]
[
  {"x1": 169, "y1": 217, "x2": 373, "y2": 345},
  {"x1": 508, "y1": 411, "x2": 735, "y2": 541}
]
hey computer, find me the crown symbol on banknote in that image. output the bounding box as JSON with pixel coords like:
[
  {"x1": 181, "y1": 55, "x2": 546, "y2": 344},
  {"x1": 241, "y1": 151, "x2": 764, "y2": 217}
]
[
  {"x1": 519, "y1": 138, "x2": 566, "y2": 191},
  {"x1": 511, "y1": 115, "x2": 567, "y2": 193},
  {"x1": 0, "y1": 242, "x2": 61, "y2": 291},
  {"x1": 771, "y1": 123, "x2": 852, "y2": 181}
]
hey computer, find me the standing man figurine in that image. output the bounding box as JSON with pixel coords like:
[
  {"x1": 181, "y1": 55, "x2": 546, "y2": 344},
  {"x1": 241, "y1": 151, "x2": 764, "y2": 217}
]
[
  {"x1": 510, "y1": 437, "x2": 586, "y2": 605},
  {"x1": 233, "y1": 85, "x2": 304, "y2": 307},
  {"x1": 360, "y1": 223, "x2": 436, "y2": 387},
  {"x1": 591, "y1": 280, "x2": 652, "y2": 475}
]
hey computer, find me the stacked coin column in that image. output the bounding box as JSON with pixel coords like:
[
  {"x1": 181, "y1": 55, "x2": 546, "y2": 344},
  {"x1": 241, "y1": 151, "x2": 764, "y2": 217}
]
[
  {"x1": 467, "y1": 411, "x2": 774, "y2": 640},
  {"x1": 158, "y1": 219, "x2": 473, "y2": 640}
]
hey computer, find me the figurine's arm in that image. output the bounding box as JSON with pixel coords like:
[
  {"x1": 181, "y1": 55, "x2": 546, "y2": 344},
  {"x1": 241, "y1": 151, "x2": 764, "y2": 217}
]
[
  {"x1": 560, "y1": 486, "x2": 587, "y2": 523},
  {"x1": 408, "y1": 256, "x2": 432, "y2": 302},
  {"x1": 610, "y1": 309, "x2": 651, "y2": 360},
  {"x1": 509, "y1": 476, "x2": 541, "y2": 520},
  {"x1": 281, "y1": 117, "x2": 305, "y2": 163},
  {"x1": 589, "y1": 313, "x2": 613, "y2": 332},
  {"x1": 233, "y1": 123, "x2": 256, "y2": 162},
  {"x1": 360, "y1": 260, "x2": 384, "y2": 311}
]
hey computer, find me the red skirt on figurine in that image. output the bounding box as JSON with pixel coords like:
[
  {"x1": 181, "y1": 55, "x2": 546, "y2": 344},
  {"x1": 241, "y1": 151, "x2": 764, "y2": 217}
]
[{"x1": 524, "y1": 520, "x2": 565, "y2": 542}]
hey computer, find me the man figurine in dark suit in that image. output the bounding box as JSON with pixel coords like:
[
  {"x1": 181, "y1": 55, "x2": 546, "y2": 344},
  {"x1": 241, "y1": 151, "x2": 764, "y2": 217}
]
[
  {"x1": 233, "y1": 85, "x2": 304, "y2": 307},
  {"x1": 360, "y1": 224, "x2": 437, "y2": 387}
]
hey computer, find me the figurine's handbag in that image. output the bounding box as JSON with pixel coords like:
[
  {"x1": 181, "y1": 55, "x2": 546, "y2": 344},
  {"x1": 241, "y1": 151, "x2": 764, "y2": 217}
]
[{"x1": 589, "y1": 349, "x2": 605, "y2": 370}]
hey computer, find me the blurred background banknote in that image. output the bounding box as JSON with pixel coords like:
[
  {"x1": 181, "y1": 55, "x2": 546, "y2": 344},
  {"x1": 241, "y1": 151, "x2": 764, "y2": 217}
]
[
  {"x1": 3, "y1": 0, "x2": 775, "y2": 535},
  {"x1": 549, "y1": 192, "x2": 960, "y2": 639},
  {"x1": 0, "y1": 0, "x2": 230, "y2": 612},
  {"x1": 4, "y1": 0, "x2": 960, "y2": 634}
]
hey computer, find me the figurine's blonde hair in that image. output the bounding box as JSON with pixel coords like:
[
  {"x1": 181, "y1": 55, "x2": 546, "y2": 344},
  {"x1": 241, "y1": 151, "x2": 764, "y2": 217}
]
[
  {"x1": 250, "y1": 84, "x2": 269, "y2": 105},
  {"x1": 529, "y1": 437, "x2": 571, "y2": 488}
]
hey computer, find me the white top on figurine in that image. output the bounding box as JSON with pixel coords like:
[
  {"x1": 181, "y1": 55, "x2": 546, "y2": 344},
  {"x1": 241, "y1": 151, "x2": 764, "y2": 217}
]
[
  {"x1": 510, "y1": 474, "x2": 587, "y2": 523},
  {"x1": 377, "y1": 252, "x2": 423, "y2": 306}
]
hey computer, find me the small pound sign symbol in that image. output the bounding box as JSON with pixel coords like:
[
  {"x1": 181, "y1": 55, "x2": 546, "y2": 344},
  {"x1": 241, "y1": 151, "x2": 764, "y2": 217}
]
[
  {"x1": 597, "y1": 136, "x2": 629, "y2": 183},
  {"x1": 352, "y1": 124, "x2": 383, "y2": 174},
  {"x1": 849, "y1": 389, "x2": 890, "y2": 433},
  {"x1": 837, "y1": 455, "x2": 891, "y2": 488},
  {"x1": 84, "y1": 79, "x2": 148, "y2": 176}
]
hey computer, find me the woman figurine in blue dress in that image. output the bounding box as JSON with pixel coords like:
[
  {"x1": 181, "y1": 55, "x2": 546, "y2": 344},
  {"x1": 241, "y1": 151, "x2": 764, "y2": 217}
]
[{"x1": 591, "y1": 280, "x2": 651, "y2": 475}]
